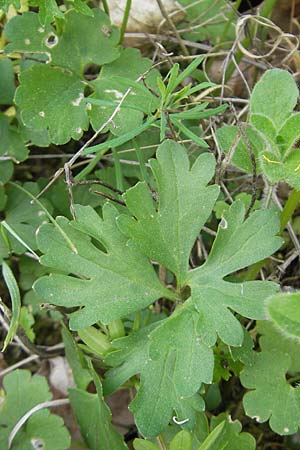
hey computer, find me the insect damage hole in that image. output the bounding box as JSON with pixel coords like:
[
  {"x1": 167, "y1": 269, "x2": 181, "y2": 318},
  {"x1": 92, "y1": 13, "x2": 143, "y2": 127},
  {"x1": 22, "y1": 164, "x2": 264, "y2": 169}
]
[
  {"x1": 31, "y1": 438, "x2": 44, "y2": 449},
  {"x1": 45, "y1": 33, "x2": 59, "y2": 48}
]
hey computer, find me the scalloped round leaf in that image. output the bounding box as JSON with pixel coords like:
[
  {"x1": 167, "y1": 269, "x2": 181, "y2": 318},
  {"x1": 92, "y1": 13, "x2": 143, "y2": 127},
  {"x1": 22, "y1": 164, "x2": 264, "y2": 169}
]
[
  {"x1": 50, "y1": 9, "x2": 120, "y2": 74},
  {"x1": 4, "y1": 11, "x2": 55, "y2": 58},
  {"x1": 15, "y1": 64, "x2": 89, "y2": 145},
  {"x1": 0, "y1": 369, "x2": 70, "y2": 450},
  {"x1": 241, "y1": 349, "x2": 300, "y2": 435},
  {"x1": 265, "y1": 292, "x2": 300, "y2": 342}
]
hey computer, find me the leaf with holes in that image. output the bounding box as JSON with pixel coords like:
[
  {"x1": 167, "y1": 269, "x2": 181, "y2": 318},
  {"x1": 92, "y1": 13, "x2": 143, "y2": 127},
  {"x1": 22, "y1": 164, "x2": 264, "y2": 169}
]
[
  {"x1": 0, "y1": 370, "x2": 70, "y2": 449},
  {"x1": 50, "y1": 9, "x2": 120, "y2": 74},
  {"x1": 15, "y1": 64, "x2": 89, "y2": 145}
]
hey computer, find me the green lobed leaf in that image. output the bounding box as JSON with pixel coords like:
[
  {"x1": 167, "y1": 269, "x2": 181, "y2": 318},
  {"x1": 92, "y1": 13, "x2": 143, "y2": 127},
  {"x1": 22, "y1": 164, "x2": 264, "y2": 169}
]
[
  {"x1": 69, "y1": 362, "x2": 127, "y2": 450},
  {"x1": 265, "y1": 292, "x2": 300, "y2": 341},
  {"x1": 34, "y1": 203, "x2": 172, "y2": 330},
  {"x1": 241, "y1": 349, "x2": 300, "y2": 435},
  {"x1": 118, "y1": 140, "x2": 219, "y2": 286},
  {"x1": 0, "y1": 370, "x2": 70, "y2": 449},
  {"x1": 104, "y1": 303, "x2": 210, "y2": 438},
  {"x1": 189, "y1": 201, "x2": 282, "y2": 346},
  {"x1": 15, "y1": 64, "x2": 89, "y2": 145},
  {"x1": 199, "y1": 414, "x2": 256, "y2": 450},
  {"x1": 169, "y1": 430, "x2": 192, "y2": 450},
  {"x1": 50, "y1": 9, "x2": 120, "y2": 74}
]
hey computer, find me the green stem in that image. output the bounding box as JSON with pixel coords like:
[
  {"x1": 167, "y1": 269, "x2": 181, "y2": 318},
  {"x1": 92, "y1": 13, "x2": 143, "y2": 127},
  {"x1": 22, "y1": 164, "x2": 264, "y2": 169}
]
[
  {"x1": 280, "y1": 188, "x2": 300, "y2": 233},
  {"x1": 101, "y1": 0, "x2": 110, "y2": 17},
  {"x1": 118, "y1": 0, "x2": 132, "y2": 45}
]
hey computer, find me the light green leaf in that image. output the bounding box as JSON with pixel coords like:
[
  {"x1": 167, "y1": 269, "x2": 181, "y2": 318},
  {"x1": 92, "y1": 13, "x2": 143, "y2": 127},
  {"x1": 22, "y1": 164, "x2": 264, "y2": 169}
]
[
  {"x1": 118, "y1": 140, "x2": 219, "y2": 286},
  {"x1": 189, "y1": 201, "x2": 281, "y2": 346},
  {"x1": 198, "y1": 414, "x2": 255, "y2": 450},
  {"x1": 19, "y1": 306, "x2": 35, "y2": 342},
  {"x1": 61, "y1": 324, "x2": 92, "y2": 390},
  {"x1": 77, "y1": 325, "x2": 112, "y2": 357},
  {"x1": 0, "y1": 0, "x2": 20, "y2": 11},
  {"x1": 37, "y1": 0, "x2": 64, "y2": 24},
  {"x1": 265, "y1": 292, "x2": 300, "y2": 341},
  {"x1": 170, "y1": 430, "x2": 192, "y2": 450},
  {"x1": 89, "y1": 48, "x2": 159, "y2": 136},
  {"x1": 34, "y1": 203, "x2": 172, "y2": 330},
  {"x1": 241, "y1": 350, "x2": 300, "y2": 435},
  {"x1": 67, "y1": 0, "x2": 94, "y2": 16},
  {"x1": 1, "y1": 261, "x2": 21, "y2": 351},
  {"x1": 250, "y1": 69, "x2": 298, "y2": 129},
  {"x1": 0, "y1": 370, "x2": 70, "y2": 449},
  {"x1": 50, "y1": 9, "x2": 120, "y2": 74},
  {"x1": 134, "y1": 440, "x2": 159, "y2": 450},
  {"x1": 69, "y1": 363, "x2": 127, "y2": 450},
  {"x1": 15, "y1": 64, "x2": 89, "y2": 145}
]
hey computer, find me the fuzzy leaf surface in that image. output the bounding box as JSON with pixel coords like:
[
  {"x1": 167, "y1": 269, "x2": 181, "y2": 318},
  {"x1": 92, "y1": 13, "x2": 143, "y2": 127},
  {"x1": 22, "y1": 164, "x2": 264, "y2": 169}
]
[
  {"x1": 257, "y1": 320, "x2": 300, "y2": 372},
  {"x1": 189, "y1": 202, "x2": 281, "y2": 346},
  {"x1": 34, "y1": 203, "x2": 171, "y2": 330},
  {"x1": 118, "y1": 140, "x2": 219, "y2": 286},
  {"x1": 265, "y1": 292, "x2": 300, "y2": 341},
  {"x1": 0, "y1": 370, "x2": 70, "y2": 449}
]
